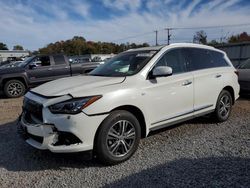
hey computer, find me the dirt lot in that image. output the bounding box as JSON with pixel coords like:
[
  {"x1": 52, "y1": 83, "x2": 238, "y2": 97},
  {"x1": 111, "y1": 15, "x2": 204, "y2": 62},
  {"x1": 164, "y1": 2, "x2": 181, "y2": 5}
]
[
  {"x1": 0, "y1": 97, "x2": 23, "y2": 124},
  {"x1": 0, "y1": 96, "x2": 249, "y2": 187}
]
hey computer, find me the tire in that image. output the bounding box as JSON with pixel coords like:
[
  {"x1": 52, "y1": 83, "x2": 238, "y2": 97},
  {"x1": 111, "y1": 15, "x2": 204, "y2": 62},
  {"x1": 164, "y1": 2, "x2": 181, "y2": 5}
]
[
  {"x1": 213, "y1": 90, "x2": 233, "y2": 122},
  {"x1": 95, "y1": 110, "x2": 141, "y2": 165},
  {"x1": 4, "y1": 79, "x2": 26, "y2": 98}
]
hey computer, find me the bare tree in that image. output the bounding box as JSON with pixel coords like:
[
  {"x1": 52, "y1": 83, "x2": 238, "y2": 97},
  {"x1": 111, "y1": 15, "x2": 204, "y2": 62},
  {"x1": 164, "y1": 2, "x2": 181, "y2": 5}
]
[{"x1": 193, "y1": 30, "x2": 207, "y2": 44}]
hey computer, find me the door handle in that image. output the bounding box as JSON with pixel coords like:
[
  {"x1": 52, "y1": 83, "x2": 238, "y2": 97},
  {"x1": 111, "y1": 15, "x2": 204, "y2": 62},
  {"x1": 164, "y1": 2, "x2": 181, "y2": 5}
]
[
  {"x1": 65, "y1": 66, "x2": 69, "y2": 69},
  {"x1": 215, "y1": 74, "x2": 222, "y2": 78},
  {"x1": 48, "y1": 68, "x2": 53, "y2": 71},
  {"x1": 182, "y1": 80, "x2": 192, "y2": 86}
]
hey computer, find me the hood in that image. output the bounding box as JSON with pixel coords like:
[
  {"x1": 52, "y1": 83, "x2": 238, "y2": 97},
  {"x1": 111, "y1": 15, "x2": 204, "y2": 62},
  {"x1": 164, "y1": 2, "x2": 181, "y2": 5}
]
[
  {"x1": 0, "y1": 66, "x2": 24, "y2": 74},
  {"x1": 31, "y1": 75, "x2": 125, "y2": 97}
]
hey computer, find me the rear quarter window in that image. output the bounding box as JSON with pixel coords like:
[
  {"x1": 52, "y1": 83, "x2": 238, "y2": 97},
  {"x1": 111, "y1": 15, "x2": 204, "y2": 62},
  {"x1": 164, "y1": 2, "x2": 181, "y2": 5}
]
[{"x1": 210, "y1": 51, "x2": 229, "y2": 67}]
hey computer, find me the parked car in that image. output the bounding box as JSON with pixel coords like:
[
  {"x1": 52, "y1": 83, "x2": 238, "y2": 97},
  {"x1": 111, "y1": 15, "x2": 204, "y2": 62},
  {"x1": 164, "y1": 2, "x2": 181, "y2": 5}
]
[
  {"x1": 18, "y1": 43, "x2": 239, "y2": 165},
  {"x1": 0, "y1": 54, "x2": 100, "y2": 98},
  {"x1": 237, "y1": 58, "x2": 250, "y2": 94}
]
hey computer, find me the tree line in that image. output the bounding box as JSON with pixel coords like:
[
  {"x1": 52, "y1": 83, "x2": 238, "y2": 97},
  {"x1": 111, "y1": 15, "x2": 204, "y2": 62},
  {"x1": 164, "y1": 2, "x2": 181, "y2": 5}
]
[
  {"x1": 37, "y1": 36, "x2": 149, "y2": 55},
  {"x1": 193, "y1": 31, "x2": 250, "y2": 46},
  {"x1": 0, "y1": 43, "x2": 24, "y2": 50}
]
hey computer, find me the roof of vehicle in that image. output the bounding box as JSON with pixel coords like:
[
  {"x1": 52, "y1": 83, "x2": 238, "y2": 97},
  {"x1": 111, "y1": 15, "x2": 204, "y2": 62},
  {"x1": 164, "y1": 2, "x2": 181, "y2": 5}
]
[
  {"x1": 127, "y1": 45, "x2": 166, "y2": 52},
  {"x1": 168, "y1": 43, "x2": 216, "y2": 50},
  {"x1": 127, "y1": 43, "x2": 216, "y2": 52}
]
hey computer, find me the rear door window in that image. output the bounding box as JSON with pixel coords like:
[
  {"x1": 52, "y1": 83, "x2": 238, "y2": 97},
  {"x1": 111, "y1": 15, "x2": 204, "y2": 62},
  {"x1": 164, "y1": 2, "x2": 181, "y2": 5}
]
[
  {"x1": 53, "y1": 55, "x2": 66, "y2": 65},
  {"x1": 183, "y1": 48, "x2": 213, "y2": 71}
]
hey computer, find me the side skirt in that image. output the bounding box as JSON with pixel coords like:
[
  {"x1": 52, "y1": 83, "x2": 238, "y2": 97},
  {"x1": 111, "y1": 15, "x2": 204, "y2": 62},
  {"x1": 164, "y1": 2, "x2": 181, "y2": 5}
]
[{"x1": 149, "y1": 109, "x2": 214, "y2": 132}]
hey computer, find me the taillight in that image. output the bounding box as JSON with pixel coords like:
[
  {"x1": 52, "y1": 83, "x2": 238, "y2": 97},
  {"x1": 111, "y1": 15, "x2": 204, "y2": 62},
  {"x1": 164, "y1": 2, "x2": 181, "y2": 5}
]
[{"x1": 234, "y1": 70, "x2": 239, "y2": 76}]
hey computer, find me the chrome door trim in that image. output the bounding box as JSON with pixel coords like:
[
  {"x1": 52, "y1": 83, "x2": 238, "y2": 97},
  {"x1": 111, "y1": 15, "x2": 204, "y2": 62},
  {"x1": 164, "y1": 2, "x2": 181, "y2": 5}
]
[
  {"x1": 149, "y1": 109, "x2": 214, "y2": 132},
  {"x1": 151, "y1": 104, "x2": 213, "y2": 125}
]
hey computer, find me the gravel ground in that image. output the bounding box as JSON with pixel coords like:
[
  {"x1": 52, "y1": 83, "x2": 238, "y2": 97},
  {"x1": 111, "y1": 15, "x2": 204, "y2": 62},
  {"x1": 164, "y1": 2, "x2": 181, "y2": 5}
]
[{"x1": 0, "y1": 96, "x2": 249, "y2": 188}]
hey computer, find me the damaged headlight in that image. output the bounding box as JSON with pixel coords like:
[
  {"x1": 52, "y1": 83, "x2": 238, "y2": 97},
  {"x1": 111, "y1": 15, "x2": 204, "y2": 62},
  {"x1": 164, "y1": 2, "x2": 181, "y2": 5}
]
[{"x1": 49, "y1": 95, "x2": 102, "y2": 114}]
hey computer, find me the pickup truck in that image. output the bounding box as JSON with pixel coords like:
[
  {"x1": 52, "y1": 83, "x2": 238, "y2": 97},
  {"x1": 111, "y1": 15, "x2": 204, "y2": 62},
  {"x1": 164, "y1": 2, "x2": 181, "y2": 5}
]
[{"x1": 0, "y1": 54, "x2": 100, "y2": 98}]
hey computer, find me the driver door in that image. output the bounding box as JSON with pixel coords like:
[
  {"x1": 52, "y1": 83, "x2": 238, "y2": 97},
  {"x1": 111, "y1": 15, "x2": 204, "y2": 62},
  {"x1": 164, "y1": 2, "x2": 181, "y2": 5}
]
[
  {"x1": 143, "y1": 49, "x2": 194, "y2": 129},
  {"x1": 26, "y1": 56, "x2": 55, "y2": 87}
]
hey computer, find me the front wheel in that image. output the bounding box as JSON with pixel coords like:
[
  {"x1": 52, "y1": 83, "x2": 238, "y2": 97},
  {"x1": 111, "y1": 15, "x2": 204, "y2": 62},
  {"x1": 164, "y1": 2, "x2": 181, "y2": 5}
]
[
  {"x1": 4, "y1": 79, "x2": 26, "y2": 98},
  {"x1": 213, "y1": 90, "x2": 233, "y2": 122},
  {"x1": 95, "y1": 110, "x2": 141, "y2": 165}
]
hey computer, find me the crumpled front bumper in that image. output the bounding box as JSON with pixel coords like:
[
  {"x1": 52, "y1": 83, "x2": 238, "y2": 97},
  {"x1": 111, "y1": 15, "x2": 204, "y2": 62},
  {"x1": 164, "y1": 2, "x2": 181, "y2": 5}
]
[
  {"x1": 18, "y1": 92, "x2": 109, "y2": 153},
  {"x1": 17, "y1": 114, "x2": 57, "y2": 150},
  {"x1": 17, "y1": 111, "x2": 107, "y2": 153}
]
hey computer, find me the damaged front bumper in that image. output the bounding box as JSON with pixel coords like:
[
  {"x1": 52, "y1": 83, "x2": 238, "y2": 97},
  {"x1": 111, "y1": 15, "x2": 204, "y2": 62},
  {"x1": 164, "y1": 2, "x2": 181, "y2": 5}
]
[
  {"x1": 17, "y1": 92, "x2": 108, "y2": 153},
  {"x1": 17, "y1": 115, "x2": 88, "y2": 153}
]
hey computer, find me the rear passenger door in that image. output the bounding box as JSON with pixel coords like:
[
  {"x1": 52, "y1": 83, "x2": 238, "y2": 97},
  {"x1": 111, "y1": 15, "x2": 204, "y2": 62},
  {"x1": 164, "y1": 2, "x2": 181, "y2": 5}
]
[
  {"x1": 183, "y1": 48, "x2": 227, "y2": 115},
  {"x1": 51, "y1": 55, "x2": 71, "y2": 79}
]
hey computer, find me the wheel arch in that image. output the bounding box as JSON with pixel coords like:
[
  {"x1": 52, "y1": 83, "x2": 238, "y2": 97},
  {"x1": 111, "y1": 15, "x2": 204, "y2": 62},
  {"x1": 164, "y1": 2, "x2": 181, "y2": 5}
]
[
  {"x1": 93, "y1": 105, "x2": 148, "y2": 151},
  {"x1": 111, "y1": 105, "x2": 147, "y2": 138},
  {"x1": 222, "y1": 86, "x2": 235, "y2": 104},
  {"x1": 2, "y1": 76, "x2": 28, "y2": 88}
]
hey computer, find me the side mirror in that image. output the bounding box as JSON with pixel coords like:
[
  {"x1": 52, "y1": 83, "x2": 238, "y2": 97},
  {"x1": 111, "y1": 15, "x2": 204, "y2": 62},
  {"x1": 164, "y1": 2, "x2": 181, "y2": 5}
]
[
  {"x1": 151, "y1": 66, "x2": 173, "y2": 78},
  {"x1": 69, "y1": 58, "x2": 73, "y2": 64},
  {"x1": 29, "y1": 63, "x2": 36, "y2": 69}
]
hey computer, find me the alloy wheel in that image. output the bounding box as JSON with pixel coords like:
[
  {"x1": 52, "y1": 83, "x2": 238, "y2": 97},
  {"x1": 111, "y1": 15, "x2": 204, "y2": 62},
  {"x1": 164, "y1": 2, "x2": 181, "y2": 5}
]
[
  {"x1": 7, "y1": 82, "x2": 23, "y2": 97},
  {"x1": 219, "y1": 94, "x2": 231, "y2": 118},
  {"x1": 106, "y1": 120, "x2": 136, "y2": 157}
]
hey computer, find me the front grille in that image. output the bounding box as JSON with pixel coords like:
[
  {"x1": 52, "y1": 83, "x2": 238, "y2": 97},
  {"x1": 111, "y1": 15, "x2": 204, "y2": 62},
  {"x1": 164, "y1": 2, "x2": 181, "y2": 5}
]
[{"x1": 23, "y1": 97, "x2": 43, "y2": 123}]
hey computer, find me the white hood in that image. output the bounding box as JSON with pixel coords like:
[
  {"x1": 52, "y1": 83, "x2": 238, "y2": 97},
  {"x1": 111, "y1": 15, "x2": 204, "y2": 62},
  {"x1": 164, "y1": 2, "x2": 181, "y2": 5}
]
[{"x1": 31, "y1": 75, "x2": 125, "y2": 97}]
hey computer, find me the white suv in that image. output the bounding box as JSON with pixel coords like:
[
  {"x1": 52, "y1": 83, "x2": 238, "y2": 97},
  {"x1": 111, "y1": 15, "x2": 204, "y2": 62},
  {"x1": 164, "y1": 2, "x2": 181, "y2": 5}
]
[{"x1": 18, "y1": 43, "x2": 239, "y2": 164}]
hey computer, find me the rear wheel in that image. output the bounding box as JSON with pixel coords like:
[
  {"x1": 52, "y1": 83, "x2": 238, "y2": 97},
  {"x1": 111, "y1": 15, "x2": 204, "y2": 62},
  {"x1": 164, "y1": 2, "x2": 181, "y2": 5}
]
[
  {"x1": 95, "y1": 110, "x2": 141, "y2": 165},
  {"x1": 213, "y1": 90, "x2": 233, "y2": 122},
  {"x1": 4, "y1": 79, "x2": 26, "y2": 98}
]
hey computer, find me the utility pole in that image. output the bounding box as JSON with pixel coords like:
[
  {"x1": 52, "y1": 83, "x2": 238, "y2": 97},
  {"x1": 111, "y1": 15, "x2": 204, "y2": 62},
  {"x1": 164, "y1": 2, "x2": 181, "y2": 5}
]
[
  {"x1": 154, "y1": 30, "x2": 158, "y2": 46},
  {"x1": 165, "y1": 28, "x2": 172, "y2": 45}
]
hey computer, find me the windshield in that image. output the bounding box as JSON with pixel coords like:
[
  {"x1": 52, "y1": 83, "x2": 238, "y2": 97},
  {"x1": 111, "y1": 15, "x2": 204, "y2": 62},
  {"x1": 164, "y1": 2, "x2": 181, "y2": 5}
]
[
  {"x1": 89, "y1": 50, "x2": 157, "y2": 77},
  {"x1": 239, "y1": 59, "x2": 250, "y2": 69},
  {"x1": 17, "y1": 56, "x2": 34, "y2": 67}
]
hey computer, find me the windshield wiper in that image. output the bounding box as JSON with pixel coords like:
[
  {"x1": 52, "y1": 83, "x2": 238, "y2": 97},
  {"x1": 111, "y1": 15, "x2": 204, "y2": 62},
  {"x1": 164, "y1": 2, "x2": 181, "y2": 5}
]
[{"x1": 88, "y1": 73, "x2": 106, "y2": 76}]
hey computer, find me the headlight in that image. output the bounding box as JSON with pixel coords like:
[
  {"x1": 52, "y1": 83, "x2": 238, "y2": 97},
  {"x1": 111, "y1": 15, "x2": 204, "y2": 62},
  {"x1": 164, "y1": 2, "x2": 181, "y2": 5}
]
[{"x1": 49, "y1": 95, "x2": 102, "y2": 114}]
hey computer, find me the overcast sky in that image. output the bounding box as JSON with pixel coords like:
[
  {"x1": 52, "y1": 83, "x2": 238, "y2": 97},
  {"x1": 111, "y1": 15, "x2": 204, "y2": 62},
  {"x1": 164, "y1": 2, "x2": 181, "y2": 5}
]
[{"x1": 1, "y1": 0, "x2": 250, "y2": 50}]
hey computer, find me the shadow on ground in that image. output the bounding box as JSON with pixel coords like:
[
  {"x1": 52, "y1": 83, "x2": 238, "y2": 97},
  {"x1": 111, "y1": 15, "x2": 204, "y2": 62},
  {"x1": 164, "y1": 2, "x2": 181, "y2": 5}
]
[
  {"x1": 0, "y1": 92, "x2": 6, "y2": 99},
  {"x1": 239, "y1": 94, "x2": 250, "y2": 100},
  {"x1": 0, "y1": 117, "x2": 215, "y2": 173},
  {"x1": 105, "y1": 157, "x2": 250, "y2": 188},
  {"x1": 0, "y1": 121, "x2": 102, "y2": 172}
]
